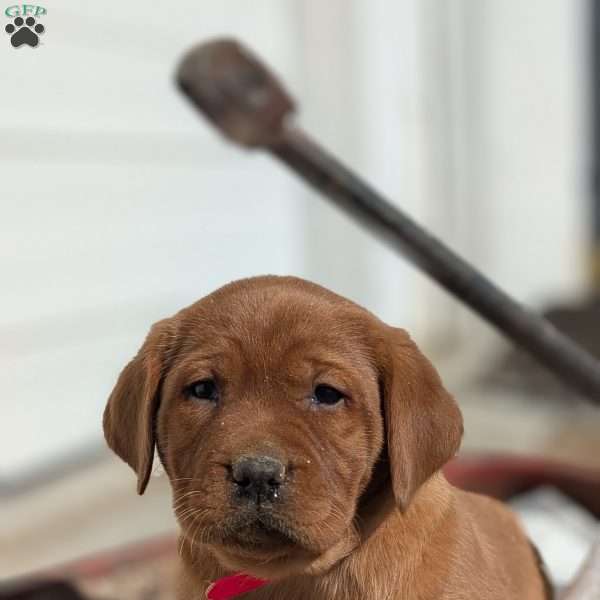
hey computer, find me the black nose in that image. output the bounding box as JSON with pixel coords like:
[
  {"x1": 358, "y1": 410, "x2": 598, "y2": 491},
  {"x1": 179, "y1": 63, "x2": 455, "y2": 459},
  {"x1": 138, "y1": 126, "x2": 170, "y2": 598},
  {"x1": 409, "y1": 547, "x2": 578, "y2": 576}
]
[{"x1": 231, "y1": 455, "x2": 286, "y2": 504}]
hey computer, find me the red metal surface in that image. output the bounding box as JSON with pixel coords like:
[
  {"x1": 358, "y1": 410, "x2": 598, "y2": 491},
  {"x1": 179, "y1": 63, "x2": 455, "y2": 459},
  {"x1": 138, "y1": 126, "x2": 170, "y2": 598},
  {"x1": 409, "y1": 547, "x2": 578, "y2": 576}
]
[
  {"x1": 42, "y1": 534, "x2": 177, "y2": 580},
  {"x1": 444, "y1": 454, "x2": 600, "y2": 517}
]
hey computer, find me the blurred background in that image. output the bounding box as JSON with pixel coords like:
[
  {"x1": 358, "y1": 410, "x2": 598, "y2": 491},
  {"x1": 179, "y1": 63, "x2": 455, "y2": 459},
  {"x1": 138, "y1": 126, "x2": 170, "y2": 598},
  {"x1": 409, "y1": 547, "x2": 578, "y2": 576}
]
[{"x1": 2, "y1": 0, "x2": 599, "y2": 596}]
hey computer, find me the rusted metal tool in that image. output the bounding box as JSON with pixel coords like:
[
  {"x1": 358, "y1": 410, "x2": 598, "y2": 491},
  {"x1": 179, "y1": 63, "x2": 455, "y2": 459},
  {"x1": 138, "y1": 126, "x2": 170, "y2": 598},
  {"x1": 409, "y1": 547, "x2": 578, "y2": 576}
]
[{"x1": 176, "y1": 38, "x2": 600, "y2": 403}]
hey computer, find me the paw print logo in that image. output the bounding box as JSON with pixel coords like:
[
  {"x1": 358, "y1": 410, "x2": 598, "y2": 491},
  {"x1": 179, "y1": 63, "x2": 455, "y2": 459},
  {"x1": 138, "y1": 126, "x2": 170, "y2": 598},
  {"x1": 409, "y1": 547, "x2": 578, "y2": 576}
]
[{"x1": 5, "y1": 16, "x2": 45, "y2": 48}]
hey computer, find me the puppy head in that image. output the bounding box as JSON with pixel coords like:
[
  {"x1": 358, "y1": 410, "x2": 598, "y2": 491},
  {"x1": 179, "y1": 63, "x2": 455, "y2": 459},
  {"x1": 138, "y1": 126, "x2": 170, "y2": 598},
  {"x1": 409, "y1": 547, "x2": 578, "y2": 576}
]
[{"x1": 103, "y1": 276, "x2": 462, "y2": 578}]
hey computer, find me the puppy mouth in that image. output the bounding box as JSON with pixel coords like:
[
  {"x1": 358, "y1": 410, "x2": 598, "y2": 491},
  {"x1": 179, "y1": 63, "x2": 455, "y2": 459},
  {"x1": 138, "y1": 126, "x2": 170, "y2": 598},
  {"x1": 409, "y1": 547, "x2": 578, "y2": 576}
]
[{"x1": 220, "y1": 512, "x2": 304, "y2": 553}]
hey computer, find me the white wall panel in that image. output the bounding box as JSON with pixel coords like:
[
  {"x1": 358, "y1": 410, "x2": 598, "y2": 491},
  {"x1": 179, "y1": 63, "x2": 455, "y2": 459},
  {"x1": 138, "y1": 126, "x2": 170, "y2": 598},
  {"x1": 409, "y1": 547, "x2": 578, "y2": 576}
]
[{"x1": 1, "y1": 0, "x2": 589, "y2": 487}]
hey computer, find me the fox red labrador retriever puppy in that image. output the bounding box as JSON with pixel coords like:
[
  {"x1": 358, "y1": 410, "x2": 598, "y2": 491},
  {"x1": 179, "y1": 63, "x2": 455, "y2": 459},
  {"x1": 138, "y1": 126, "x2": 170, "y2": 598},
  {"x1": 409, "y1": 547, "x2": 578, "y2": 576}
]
[{"x1": 104, "y1": 276, "x2": 549, "y2": 599}]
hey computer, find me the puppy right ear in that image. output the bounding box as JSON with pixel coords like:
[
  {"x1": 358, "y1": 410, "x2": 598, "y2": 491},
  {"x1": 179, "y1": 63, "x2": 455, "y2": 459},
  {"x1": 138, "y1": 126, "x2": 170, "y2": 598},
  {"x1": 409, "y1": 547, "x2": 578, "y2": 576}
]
[{"x1": 103, "y1": 319, "x2": 171, "y2": 495}]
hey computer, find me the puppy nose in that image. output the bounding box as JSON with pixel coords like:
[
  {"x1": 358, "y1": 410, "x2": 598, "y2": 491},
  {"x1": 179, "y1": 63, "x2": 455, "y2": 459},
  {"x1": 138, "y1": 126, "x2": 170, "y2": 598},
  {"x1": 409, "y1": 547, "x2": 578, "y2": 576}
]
[{"x1": 231, "y1": 455, "x2": 285, "y2": 503}]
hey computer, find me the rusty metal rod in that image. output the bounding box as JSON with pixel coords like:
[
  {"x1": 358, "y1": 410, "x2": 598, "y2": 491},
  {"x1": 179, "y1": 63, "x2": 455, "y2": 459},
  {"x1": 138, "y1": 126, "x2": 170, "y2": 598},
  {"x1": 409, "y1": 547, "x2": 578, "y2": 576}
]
[{"x1": 176, "y1": 38, "x2": 600, "y2": 403}]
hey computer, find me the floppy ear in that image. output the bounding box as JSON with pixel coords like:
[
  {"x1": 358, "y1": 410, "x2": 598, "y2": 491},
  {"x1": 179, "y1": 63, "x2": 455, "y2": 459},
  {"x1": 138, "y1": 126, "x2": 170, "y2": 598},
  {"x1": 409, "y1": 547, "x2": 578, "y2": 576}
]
[
  {"x1": 103, "y1": 319, "x2": 171, "y2": 495},
  {"x1": 379, "y1": 326, "x2": 463, "y2": 512}
]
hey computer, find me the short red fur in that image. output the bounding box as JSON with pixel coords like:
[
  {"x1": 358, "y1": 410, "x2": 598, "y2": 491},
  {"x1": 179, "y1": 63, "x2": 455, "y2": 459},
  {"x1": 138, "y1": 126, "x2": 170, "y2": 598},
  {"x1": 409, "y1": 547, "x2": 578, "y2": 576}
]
[{"x1": 104, "y1": 276, "x2": 549, "y2": 599}]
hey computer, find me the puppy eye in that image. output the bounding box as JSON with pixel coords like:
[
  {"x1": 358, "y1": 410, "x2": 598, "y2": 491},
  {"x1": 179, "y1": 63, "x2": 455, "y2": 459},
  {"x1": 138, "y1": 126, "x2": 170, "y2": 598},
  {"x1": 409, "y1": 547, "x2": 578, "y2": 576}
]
[
  {"x1": 188, "y1": 379, "x2": 219, "y2": 402},
  {"x1": 312, "y1": 384, "x2": 344, "y2": 406}
]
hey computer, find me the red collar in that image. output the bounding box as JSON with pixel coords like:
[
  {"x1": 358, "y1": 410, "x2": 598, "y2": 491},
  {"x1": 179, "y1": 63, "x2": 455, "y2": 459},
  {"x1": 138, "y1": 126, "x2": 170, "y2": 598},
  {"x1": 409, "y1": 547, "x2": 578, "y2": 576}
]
[{"x1": 206, "y1": 573, "x2": 269, "y2": 599}]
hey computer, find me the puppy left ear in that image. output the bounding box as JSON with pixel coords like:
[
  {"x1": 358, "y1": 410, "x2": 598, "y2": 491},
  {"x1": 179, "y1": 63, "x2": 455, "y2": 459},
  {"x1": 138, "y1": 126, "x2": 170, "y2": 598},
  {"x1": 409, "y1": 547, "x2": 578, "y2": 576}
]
[{"x1": 379, "y1": 326, "x2": 463, "y2": 512}]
